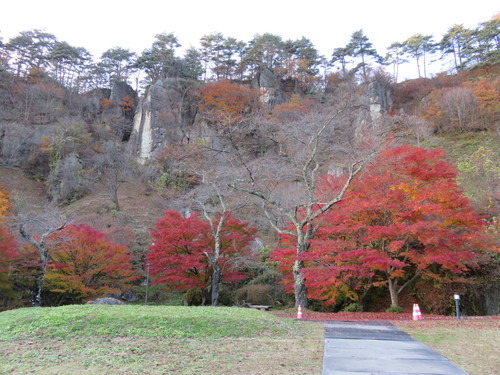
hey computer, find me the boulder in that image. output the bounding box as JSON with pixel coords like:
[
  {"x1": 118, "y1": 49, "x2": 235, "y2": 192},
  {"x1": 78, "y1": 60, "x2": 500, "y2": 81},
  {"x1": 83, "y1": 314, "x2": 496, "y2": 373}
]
[
  {"x1": 86, "y1": 297, "x2": 125, "y2": 305},
  {"x1": 121, "y1": 289, "x2": 139, "y2": 302}
]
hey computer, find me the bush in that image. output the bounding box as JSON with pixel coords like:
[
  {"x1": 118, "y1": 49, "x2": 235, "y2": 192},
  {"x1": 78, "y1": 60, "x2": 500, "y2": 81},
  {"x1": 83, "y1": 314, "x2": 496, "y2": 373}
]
[
  {"x1": 343, "y1": 302, "x2": 363, "y2": 312},
  {"x1": 386, "y1": 305, "x2": 404, "y2": 313},
  {"x1": 236, "y1": 284, "x2": 273, "y2": 305}
]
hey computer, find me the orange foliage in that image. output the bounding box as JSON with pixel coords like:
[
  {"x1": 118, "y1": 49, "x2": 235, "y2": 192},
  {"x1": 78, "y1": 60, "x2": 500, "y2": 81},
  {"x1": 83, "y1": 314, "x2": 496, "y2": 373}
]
[
  {"x1": 100, "y1": 98, "x2": 113, "y2": 110},
  {"x1": 0, "y1": 185, "x2": 12, "y2": 221},
  {"x1": 198, "y1": 81, "x2": 261, "y2": 126},
  {"x1": 45, "y1": 224, "x2": 137, "y2": 300},
  {"x1": 270, "y1": 94, "x2": 314, "y2": 122},
  {"x1": 119, "y1": 95, "x2": 135, "y2": 112},
  {"x1": 467, "y1": 78, "x2": 500, "y2": 113}
]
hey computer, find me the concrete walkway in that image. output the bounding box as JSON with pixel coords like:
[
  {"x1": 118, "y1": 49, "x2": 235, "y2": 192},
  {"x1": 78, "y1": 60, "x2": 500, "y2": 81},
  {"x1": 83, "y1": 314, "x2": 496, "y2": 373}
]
[{"x1": 322, "y1": 321, "x2": 468, "y2": 375}]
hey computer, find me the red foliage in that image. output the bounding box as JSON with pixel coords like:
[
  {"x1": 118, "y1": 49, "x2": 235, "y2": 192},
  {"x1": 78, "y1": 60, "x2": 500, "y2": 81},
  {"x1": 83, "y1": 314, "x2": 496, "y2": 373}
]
[
  {"x1": 0, "y1": 186, "x2": 18, "y2": 295},
  {"x1": 148, "y1": 210, "x2": 256, "y2": 297},
  {"x1": 273, "y1": 146, "x2": 495, "y2": 307},
  {"x1": 393, "y1": 78, "x2": 434, "y2": 109}
]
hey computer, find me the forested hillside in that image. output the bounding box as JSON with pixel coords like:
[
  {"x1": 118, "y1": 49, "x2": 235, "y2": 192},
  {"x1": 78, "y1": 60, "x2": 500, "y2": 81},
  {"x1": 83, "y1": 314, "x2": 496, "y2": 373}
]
[{"x1": 0, "y1": 15, "x2": 498, "y2": 314}]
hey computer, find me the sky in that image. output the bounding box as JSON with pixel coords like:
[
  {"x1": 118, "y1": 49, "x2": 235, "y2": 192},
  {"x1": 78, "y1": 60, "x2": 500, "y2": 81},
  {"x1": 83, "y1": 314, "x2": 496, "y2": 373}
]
[{"x1": 1, "y1": 0, "x2": 498, "y2": 81}]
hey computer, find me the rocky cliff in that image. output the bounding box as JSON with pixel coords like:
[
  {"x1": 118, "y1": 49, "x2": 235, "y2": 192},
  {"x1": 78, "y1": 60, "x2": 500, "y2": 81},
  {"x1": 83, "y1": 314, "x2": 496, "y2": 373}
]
[{"x1": 129, "y1": 78, "x2": 198, "y2": 162}]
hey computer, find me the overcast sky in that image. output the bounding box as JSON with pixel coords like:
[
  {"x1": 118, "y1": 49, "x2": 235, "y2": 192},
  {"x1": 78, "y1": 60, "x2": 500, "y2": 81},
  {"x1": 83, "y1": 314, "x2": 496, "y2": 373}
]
[{"x1": 1, "y1": 0, "x2": 498, "y2": 81}]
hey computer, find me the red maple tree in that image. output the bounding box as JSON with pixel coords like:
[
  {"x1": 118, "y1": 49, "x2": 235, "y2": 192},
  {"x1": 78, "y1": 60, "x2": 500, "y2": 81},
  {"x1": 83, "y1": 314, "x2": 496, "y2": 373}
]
[
  {"x1": 147, "y1": 210, "x2": 256, "y2": 305},
  {"x1": 0, "y1": 186, "x2": 18, "y2": 296},
  {"x1": 273, "y1": 145, "x2": 495, "y2": 308}
]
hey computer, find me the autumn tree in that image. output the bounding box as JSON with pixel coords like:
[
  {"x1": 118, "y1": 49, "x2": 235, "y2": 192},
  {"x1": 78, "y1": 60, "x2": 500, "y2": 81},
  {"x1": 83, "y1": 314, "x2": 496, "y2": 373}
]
[
  {"x1": 198, "y1": 80, "x2": 261, "y2": 126},
  {"x1": 278, "y1": 37, "x2": 322, "y2": 92},
  {"x1": 229, "y1": 104, "x2": 373, "y2": 308},
  {"x1": 18, "y1": 209, "x2": 66, "y2": 307},
  {"x1": 0, "y1": 186, "x2": 18, "y2": 299},
  {"x1": 289, "y1": 145, "x2": 493, "y2": 309},
  {"x1": 44, "y1": 224, "x2": 137, "y2": 303},
  {"x1": 148, "y1": 210, "x2": 256, "y2": 305}
]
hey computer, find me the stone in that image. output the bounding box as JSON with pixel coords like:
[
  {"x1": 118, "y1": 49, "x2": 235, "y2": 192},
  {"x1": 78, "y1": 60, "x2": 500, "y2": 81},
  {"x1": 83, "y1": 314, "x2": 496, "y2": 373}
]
[
  {"x1": 86, "y1": 297, "x2": 125, "y2": 305},
  {"x1": 121, "y1": 289, "x2": 139, "y2": 302}
]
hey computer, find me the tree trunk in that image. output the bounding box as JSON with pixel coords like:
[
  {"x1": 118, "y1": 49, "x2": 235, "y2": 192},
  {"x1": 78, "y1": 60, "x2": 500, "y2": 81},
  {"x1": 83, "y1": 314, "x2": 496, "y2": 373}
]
[
  {"x1": 20, "y1": 222, "x2": 66, "y2": 308},
  {"x1": 32, "y1": 273, "x2": 45, "y2": 307},
  {"x1": 388, "y1": 278, "x2": 399, "y2": 308},
  {"x1": 293, "y1": 259, "x2": 308, "y2": 308},
  {"x1": 211, "y1": 264, "x2": 221, "y2": 306},
  {"x1": 110, "y1": 179, "x2": 120, "y2": 211},
  {"x1": 293, "y1": 229, "x2": 312, "y2": 308},
  {"x1": 201, "y1": 288, "x2": 209, "y2": 306}
]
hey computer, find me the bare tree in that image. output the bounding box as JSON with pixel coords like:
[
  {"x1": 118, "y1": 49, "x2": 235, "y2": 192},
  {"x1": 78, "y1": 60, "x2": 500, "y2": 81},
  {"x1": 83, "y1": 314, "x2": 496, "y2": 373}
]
[
  {"x1": 92, "y1": 140, "x2": 135, "y2": 211},
  {"x1": 198, "y1": 189, "x2": 229, "y2": 306},
  {"x1": 18, "y1": 208, "x2": 66, "y2": 307},
  {"x1": 174, "y1": 156, "x2": 256, "y2": 306},
  {"x1": 227, "y1": 105, "x2": 376, "y2": 308}
]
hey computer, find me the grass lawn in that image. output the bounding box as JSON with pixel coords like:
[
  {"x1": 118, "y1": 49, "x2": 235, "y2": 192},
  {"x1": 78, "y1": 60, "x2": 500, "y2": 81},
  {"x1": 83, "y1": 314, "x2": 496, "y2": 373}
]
[
  {"x1": 395, "y1": 319, "x2": 500, "y2": 375},
  {"x1": 0, "y1": 305, "x2": 323, "y2": 375},
  {"x1": 2, "y1": 306, "x2": 498, "y2": 375}
]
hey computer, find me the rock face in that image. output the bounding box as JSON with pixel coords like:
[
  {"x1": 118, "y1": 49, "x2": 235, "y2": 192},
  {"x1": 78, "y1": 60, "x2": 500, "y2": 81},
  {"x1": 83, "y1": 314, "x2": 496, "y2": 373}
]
[
  {"x1": 103, "y1": 81, "x2": 139, "y2": 141},
  {"x1": 47, "y1": 152, "x2": 85, "y2": 202},
  {"x1": 367, "y1": 79, "x2": 393, "y2": 121},
  {"x1": 251, "y1": 67, "x2": 287, "y2": 110},
  {"x1": 129, "y1": 78, "x2": 198, "y2": 163}
]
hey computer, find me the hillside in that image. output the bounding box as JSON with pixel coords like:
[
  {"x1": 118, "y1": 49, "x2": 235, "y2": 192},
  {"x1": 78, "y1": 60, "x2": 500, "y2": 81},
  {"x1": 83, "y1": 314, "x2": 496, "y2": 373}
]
[{"x1": 0, "y1": 30, "x2": 498, "y2": 314}]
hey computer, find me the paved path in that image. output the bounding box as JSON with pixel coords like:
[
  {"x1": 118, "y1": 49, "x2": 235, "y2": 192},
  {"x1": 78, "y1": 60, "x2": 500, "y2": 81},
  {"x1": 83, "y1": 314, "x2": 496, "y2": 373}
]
[{"x1": 322, "y1": 321, "x2": 468, "y2": 375}]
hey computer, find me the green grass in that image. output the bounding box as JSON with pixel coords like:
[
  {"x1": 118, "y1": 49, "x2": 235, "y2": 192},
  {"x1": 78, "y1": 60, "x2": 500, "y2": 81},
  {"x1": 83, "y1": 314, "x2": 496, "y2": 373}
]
[
  {"x1": 395, "y1": 319, "x2": 499, "y2": 375},
  {"x1": 0, "y1": 305, "x2": 305, "y2": 339},
  {"x1": 0, "y1": 305, "x2": 323, "y2": 374},
  {"x1": 422, "y1": 130, "x2": 499, "y2": 161}
]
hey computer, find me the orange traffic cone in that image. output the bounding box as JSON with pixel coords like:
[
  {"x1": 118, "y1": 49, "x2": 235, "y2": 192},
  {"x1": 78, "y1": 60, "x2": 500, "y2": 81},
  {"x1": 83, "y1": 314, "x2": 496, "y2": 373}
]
[
  {"x1": 297, "y1": 305, "x2": 303, "y2": 319},
  {"x1": 412, "y1": 304, "x2": 423, "y2": 320}
]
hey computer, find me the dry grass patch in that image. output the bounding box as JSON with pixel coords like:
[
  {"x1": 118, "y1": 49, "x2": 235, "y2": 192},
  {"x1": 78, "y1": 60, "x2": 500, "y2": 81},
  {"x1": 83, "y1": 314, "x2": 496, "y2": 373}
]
[{"x1": 395, "y1": 319, "x2": 499, "y2": 375}]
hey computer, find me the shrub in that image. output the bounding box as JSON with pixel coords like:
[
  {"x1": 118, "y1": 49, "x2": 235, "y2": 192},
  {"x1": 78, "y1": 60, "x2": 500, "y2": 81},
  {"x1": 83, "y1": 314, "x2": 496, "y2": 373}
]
[
  {"x1": 386, "y1": 305, "x2": 404, "y2": 313},
  {"x1": 343, "y1": 302, "x2": 363, "y2": 312}
]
